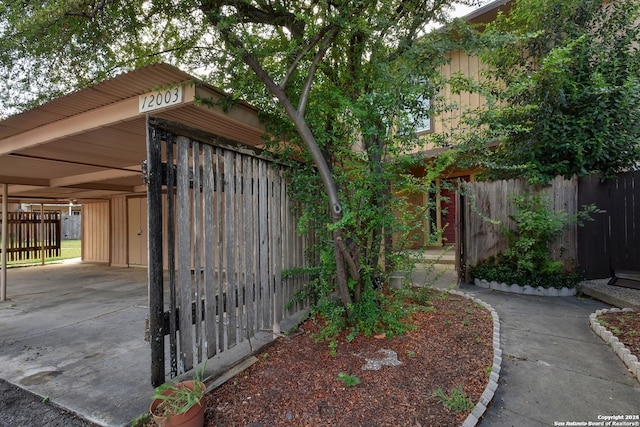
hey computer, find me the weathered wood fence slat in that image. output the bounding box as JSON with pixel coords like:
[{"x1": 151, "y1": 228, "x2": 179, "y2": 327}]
[
  {"x1": 146, "y1": 116, "x2": 313, "y2": 386},
  {"x1": 61, "y1": 214, "x2": 81, "y2": 240},
  {"x1": 461, "y1": 172, "x2": 638, "y2": 281},
  {"x1": 461, "y1": 176, "x2": 578, "y2": 279}
]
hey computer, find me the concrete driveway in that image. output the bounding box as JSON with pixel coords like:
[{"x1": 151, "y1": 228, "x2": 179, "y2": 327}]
[{"x1": 0, "y1": 260, "x2": 154, "y2": 427}]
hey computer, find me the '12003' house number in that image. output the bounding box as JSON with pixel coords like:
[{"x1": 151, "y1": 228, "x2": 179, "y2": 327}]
[{"x1": 139, "y1": 86, "x2": 184, "y2": 113}]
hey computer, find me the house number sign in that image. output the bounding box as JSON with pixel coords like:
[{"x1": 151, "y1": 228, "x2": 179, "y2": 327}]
[{"x1": 139, "y1": 86, "x2": 183, "y2": 113}]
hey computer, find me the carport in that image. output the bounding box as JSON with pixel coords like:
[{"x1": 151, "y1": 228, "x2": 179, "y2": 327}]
[
  {"x1": 0, "y1": 63, "x2": 272, "y2": 425},
  {"x1": 0, "y1": 62, "x2": 266, "y2": 284}
]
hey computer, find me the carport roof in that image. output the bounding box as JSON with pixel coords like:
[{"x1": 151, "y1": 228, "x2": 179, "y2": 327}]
[{"x1": 0, "y1": 63, "x2": 266, "y2": 204}]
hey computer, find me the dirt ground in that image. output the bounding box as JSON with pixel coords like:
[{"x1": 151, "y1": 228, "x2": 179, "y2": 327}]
[
  {"x1": 0, "y1": 379, "x2": 99, "y2": 427},
  {"x1": 597, "y1": 311, "x2": 640, "y2": 359}
]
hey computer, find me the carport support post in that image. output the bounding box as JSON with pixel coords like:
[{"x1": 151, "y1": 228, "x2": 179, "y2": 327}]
[
  {"x1": 40, "y1": 204, "x2": 45, "y2": 265},
  {"x1": 147, "y1": 119, "x2": 165, "y2": 386},
  {"x1": 1, "y1": 183, "x2": 7, "y2": 301}
]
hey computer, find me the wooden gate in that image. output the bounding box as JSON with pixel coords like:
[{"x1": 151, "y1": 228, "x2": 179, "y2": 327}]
[
  {"x1": 145, "y1": 117, "x2": 313, "y2": 386},
  {"x1": 578, "y1": 171, "x2": 639, "y2": 279}
]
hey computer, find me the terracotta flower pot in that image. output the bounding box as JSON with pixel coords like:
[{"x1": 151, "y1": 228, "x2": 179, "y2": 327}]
[{"x1": 150, "y1": 380, "x2": 205, "y2": 427}]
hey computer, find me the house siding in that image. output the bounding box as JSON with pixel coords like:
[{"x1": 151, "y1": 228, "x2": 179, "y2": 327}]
[
  {"x1": 82, "y1": 201, "x2": 110, "y2": 263},
  {"x1": 110, "y1": 195, "x2": 128, "y2": 267},
  {"x1": 406, "y1": 49, "x2": 486, "y2": 248},
  {"x1": 434, "y1": 49, "x2": 484, "y2": 137}
]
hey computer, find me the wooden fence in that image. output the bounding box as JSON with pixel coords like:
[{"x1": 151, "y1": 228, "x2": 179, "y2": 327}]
[
  {"x1": 0, "y1": 212, "x2": 61, "y2": 261},
  {"x1": 146, "y1": 117, "x2": 314, "y2": 386},
  {"x1": 461, "y1": 176, "x2": 578, "y2": 278},
  {"x1": 61, "y1": 214, "x2": 81, "y2": 240},
  {"x1": 578, "y1": 171, "x2": 639, "y2": 279}
]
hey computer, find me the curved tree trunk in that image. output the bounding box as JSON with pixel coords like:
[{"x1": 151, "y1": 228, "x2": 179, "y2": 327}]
[{"x1": 203, "y1": 8, "x2": 360, "y2": 310}]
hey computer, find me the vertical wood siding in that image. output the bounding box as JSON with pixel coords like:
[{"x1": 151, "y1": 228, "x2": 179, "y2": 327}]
[
  {"x1": 82, "y1": 201, "x2": 110, "y2": 263},
  {"x1": 110, "y1": 195, "x2": 128, "y2": 267},
  {"x1": 434, "y1": 50, "x2": 484, "y2": 136}
]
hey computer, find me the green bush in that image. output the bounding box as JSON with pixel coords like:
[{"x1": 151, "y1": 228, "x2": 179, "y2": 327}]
[
  {"x1": 469, "y1": 192, "x2": 600, "y2": 289},
  {"x1": 501, "y1": 194, "x2": 570, "y2": 275},
  {"x1": 469, "y1": 255, "x2": 581, "y2": 289},
  {"x1": 310, "y1": 286, "x2": 417, "y2": 353}
]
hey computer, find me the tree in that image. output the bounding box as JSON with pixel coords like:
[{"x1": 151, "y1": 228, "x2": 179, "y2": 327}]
[
  {"x1": 0, "y1": 0, "x2": 473, "y2": 333},
  {"x1": 456, "y1": 0, "x2": 640, "y2": 184}
]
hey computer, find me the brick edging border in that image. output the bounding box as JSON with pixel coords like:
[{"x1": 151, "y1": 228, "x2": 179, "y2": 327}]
[
  {"x1": 474, "y1": 278, "x2": 576, "y2": 297},
  {"x1": 446, "y1": 290, "x2": 502, "y2": 427},
  {"x1": 589, "y1": 308, "x2": 640, "y2": 382}
]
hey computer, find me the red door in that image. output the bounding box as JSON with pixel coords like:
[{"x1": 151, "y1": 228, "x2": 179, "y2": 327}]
[{"x1": 440, "y1": 176, "x2": 470, "y2": 245}]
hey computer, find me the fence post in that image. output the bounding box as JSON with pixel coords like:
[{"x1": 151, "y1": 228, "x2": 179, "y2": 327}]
[
  {"x1": 40, "y1": 204, "x2": 45, "y2": 265},
  {"x1": 1, "y1": 183, "x2": 7, "y2": 301},
  {"x1": 146, "y1": 119, "x2": 165, "y2": 387}
]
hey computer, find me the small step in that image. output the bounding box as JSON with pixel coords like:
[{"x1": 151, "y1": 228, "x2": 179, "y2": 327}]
[{"x1": 608, "y1": 270, "x2": 640, "y2": 291}]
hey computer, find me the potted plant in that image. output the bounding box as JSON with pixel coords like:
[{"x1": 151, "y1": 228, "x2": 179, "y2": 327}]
[{"x1": 149, "y1": 365, "x2": 207, "y2": 427}]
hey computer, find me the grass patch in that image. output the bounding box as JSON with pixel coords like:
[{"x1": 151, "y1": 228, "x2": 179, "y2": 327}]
[
  {"x1": 6, "y1": 240, "x2": 81, "y2": 268},
  {"x1": 433, "y1": 384, "x2": 474, "y2": 412},
  {"x1": 337, "y1": 373, "x2": 361, "y2": 387}
]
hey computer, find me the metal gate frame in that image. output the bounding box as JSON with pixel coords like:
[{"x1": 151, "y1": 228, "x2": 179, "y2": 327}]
[{"x1": 145, "y1": 116, "x2": 312, "y2": 386}]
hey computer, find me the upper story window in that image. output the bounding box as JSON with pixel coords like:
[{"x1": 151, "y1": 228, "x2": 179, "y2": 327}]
[
  {"x1": 404, "y1": 92, "x2": 432, "y2": 136},
  {"x1": 414, "y1": 95, "x2": 432, "y2": 134}
]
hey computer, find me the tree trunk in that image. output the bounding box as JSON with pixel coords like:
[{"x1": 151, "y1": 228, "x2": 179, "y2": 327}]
[{"x1": 204, "y1": 11, "x2": 358, "y2": 310}]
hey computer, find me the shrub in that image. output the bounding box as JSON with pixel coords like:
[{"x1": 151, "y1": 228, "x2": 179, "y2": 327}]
[
  {"x1": 470, "y1": 192, "x2": 600, "y2": 288},
  {"x1": 469, "y1": 255, "x2": 582, "y2": 289}
]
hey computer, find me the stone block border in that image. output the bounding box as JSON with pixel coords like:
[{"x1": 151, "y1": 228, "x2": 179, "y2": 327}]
[
  {"x1": 474, "y1": 278, "x2": 576, "y2": 297},
  {"x1": 446, "y1": 290, "x2": 502, "y2": 427},
  {"x1": 589, "y1": 308, "x2": 640, "y2": 382}
]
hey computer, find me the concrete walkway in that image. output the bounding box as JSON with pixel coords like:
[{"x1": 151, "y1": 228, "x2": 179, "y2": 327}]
[
  {"x1": 464, "y1": 285, "x2": 640, "y2": 426},
  {"x1": 421, "y1": 265, "x2": 640, "y2": 425}
]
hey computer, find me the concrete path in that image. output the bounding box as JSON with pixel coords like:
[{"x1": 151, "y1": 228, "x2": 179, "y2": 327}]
[
  {"x1": 415, "y1": 264, "x2": 640, "y2": 426},
  {"x1": 458, "y1": 283, "x2": 640, "y2": 426}
]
